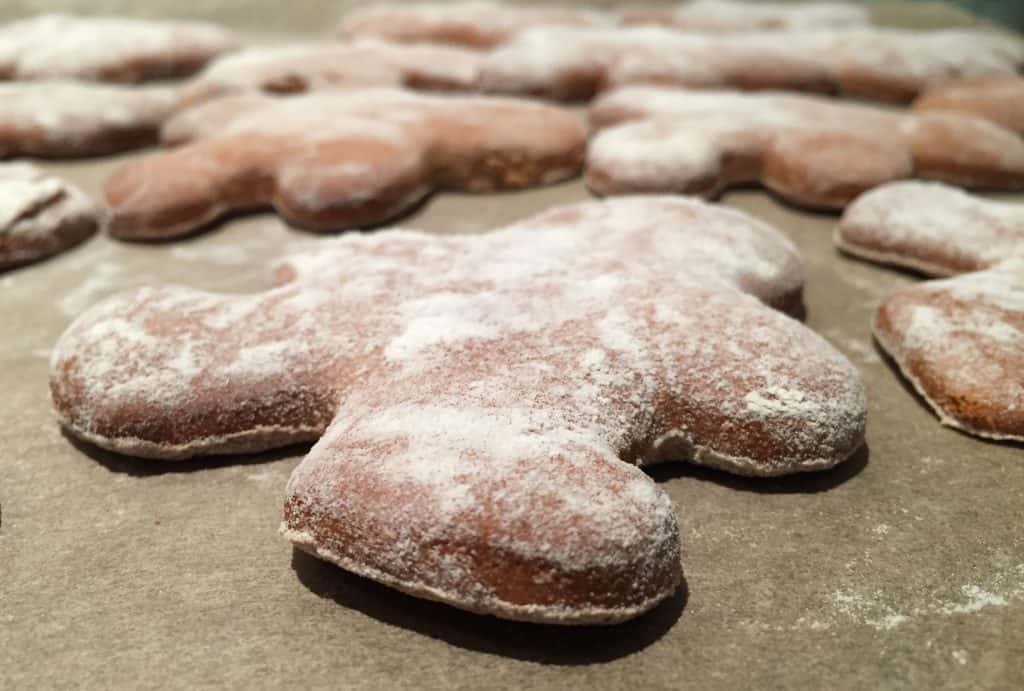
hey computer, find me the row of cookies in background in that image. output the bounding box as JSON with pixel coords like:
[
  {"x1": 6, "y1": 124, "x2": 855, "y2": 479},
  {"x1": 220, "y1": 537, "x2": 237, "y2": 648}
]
[{"x1": 2, "y1": 1, "x2": 1023, "y2": 624}]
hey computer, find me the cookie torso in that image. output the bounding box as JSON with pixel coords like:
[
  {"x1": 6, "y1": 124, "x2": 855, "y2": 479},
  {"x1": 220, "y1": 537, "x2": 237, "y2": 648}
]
[
  {"x1": 0, "y1": 163, "x2": 100, "y2": 270},
  {"x1": 0, "y1": 13, "x2": 237, "y2": 82},
  {"x1": 50, "y1": 196, "x2": 866, "y2": 624}
]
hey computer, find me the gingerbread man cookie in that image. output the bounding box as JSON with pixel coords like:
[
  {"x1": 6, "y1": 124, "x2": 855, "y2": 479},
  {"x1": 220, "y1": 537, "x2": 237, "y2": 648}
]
[
  {"x1": 837, "y1": 181, "x2": 1024, "y2": 440},
  {"x1": 51, "y1": 196, "x2": 867, "y2": 624},
  {"x1": 0, "y1": 82, "x2": 177, "y2": 159},
  {"x1": 914, "y1": 76, "x2": 1024, "y2": 137},
  {"x1": 622, "y1": 1, "x2": 870, "y2": 32},
  {"x1": 339, "y1": 1, "x2": 608, "y2": 49},
  {"x1": 0, "y1": 163, "x2": 101, "y2": 270},
  {"x1": 178, "y1": 40, "x2": 481, "y2": 108},
  {"x1": 0, "y1": 13, "x2": 237, "y2": 83},
  {"x1": 105, "y1": 88, "x2": 586, "y2": 239},
  {"x1": 587, "y1": 86, "x2": 1024, "y2": 210},
  {"x1": 480, "y1": 26, "x2": 1024, "y2": 102}
]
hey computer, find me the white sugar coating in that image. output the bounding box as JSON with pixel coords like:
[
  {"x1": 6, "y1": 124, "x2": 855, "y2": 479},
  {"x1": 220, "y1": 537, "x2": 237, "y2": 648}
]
[
  {"x1": 0, "y1": 13, "x2": 236, "y2": 82},
  {"x1": 874, "y1": 258, "x2": 1024, "y2": 440},
  {"x1": 181, "y1": 39, "x2": 482, "y2": 105},
  {"x1": 837, "y1": 181, "x2": 1024, "y2": 277},
  {"x1": 0, "y1": 81, "x2": 177, "y2": 157},
  {"x1": 627, "y1": 1, "x2": 870, "y2": 32},
  {"x1": 480, "y1": 25, "x2": 1024, "y2": 100},
  {"x1": 52, "y1": 196, "x2": 865, "y2": 623},
  {"x1": 0, "y1": 162, "x2": 99, "y2": 269},
  {"x1": 0, "y1": 173, "x2": 62, "y2": 230},
  {"x1": 587, "y1": 86, "x2": 1024, "y2": 204}
]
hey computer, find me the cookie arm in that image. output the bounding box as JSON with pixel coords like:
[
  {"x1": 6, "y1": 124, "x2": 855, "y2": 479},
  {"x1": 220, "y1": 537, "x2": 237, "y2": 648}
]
[{"x1": 49, "y1": 285, "x2": 339, "y2": 459}]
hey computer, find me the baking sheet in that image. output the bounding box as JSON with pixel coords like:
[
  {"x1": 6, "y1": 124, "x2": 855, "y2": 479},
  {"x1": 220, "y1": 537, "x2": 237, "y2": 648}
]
[{"x1": 2, "y1": 3, "x2": 1022, "y2": 689}]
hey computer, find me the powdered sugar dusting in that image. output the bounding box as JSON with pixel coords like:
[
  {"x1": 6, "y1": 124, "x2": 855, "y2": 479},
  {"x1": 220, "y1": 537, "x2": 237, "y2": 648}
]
[
  {"x1": 480, "y1": 26, "x2": 1024, "y2": 101},
  {"x1": 874, "y1": 258, "x2": 1024, "y2": 440},
  {"x1": 0, "y1": 13, "x2": 236, "y2": 82},
  {"x1": 838, "y1": 181, "x2": 1024, "y2": 277},
  {"x1": 0, "y1": 162, "x2": 100, "y2": 269}
]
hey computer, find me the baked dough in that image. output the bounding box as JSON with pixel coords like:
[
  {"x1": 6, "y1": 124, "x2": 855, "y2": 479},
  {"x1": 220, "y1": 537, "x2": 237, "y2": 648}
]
[{"x1": 50, "y1": 196, "x2": 867, "y2": 624}]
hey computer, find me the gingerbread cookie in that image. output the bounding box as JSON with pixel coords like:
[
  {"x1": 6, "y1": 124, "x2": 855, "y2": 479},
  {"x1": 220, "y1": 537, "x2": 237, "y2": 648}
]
[
  {"x1": 339, "y1": 1, "x2": 608, "y2": 49},
  {"x1": 837, "y1": 181, "x2": 1024, "y2": 440},
  {"x1": 50, "y1": 196, "x2": 866, "y2": 623},
  {"x1": 914, "y1": 75, "x2": 1024, "y2": 136},
  {"x1": 0, "y1": 82, "x2": 177, "y2": 158},
  {"x1": 587, "y1": 86, "x2": 1024, "y2": 210},
  {"x1": 0, "y1": 163, "x2": 101, "y2": 270},
  {"x1": 105, "y1": 88, "x2": 586, "y2": 239},
  {"x1": 622, "y1": 1, "x2": 870, "y2": 32},
  {"x1": 480, "y1": 26, "x2": 1024, "y2": 102},
  {"x1": 0, "y1": 13, "x2": 237, "y2": 83},
  {"x1": 178, "y1": 40, "x2": 481, "y2": 108}
]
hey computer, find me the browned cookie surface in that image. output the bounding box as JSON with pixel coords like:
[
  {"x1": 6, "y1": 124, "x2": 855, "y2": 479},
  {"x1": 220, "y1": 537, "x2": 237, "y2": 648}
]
[
  {"x1": 49, "y1": 196, "x2": 866, "y2": 624},
  {"x1": 874, "y1": 260, "x2": 1024, "y2": 441},
  {"x1": 0, "y1": 162, "x2": 100, "y2": 270},
  {"x1": 0, "y1": 13, "x2": 237, "y2": 82},
  {"x1": 587, "y1": 87, "x2": 1024, "y2": 210},
  {"x1": 837, "y1": 181, "x2": 1024, "y2": 440},
  {"x1": 104, "y1": 88, "x2": 586, "y2": 239},
  {"x1": 914, "y1": 75, "x2": 1024, "y2": 136}
]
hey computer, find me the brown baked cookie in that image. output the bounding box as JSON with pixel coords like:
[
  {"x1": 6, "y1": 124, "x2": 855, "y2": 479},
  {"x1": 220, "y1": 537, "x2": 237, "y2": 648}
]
[
  {"x1": 587, "y1": 87, "x2": 1024, "y2": 210},
  {"x1": 622, "y1": 0, "x2": 870, "y2": 32},
  {"x1": 914, "y1": 75, "x2": 1024, "y2": 136},
  {"x1": 0, "y1": 82, "x2": 177, "y2": 158},
  {"x1": 0, "y1": 163, "x2": 101, "y2": 271},
  {"x1": 339, "y1": 1, "x2": 608, "y2": 49},
  {"x1": 50, "y1": 196, "x2": 866, "y2": 624},
  {"x1": 480, "y1": 26, "x2": 1024, "y2": 103},
  {"x1": 874, "y1": 260, "x2": 1024, "y2": 441},
  {"x1": 178, "y1": 40, "x2": 481, "y2": 108},
  {"x1": 0, "y1": 13, "x2": 237, "y2": 83},
  {"x1": 836, "y1": 181, "x2": 1024, "y2": 276},
  {"x1": 837, "y1": 181, "x2": 1024, "y2": 440},
  {"x1": 105, "y1": 88, "x2": 586, "y2": 239}
]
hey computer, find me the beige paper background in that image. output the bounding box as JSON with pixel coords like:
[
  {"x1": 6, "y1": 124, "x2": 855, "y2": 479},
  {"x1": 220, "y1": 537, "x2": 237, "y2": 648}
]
[{"x1": 1, "y1": 3, "x2": 1022, "y2": 690}]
